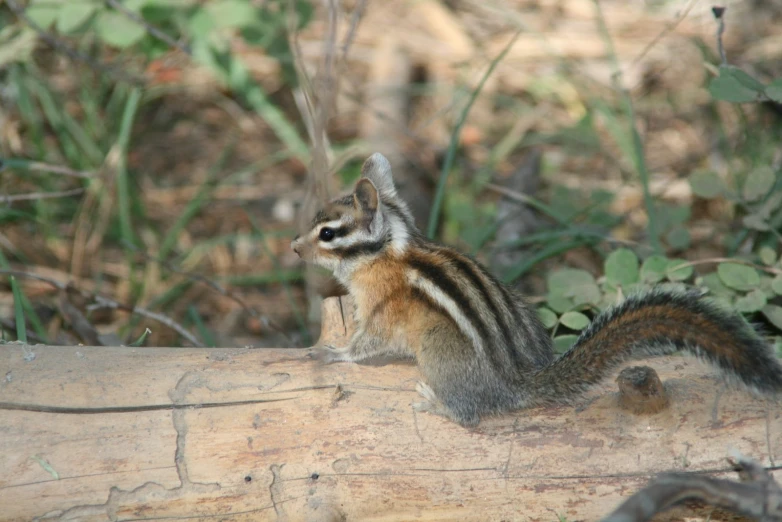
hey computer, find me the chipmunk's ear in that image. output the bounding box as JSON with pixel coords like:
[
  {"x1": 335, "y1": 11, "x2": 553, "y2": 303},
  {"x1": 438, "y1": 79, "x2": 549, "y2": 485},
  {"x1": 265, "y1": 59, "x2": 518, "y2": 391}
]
[
  {"x1": 354, "y1": 178, "x2": 378, "y2": 213},
  {"x1": 360, "y1": 153, "x2": 398, "y2": 200},
  {"x1": 354, "y1": 178, "x2": 383, "y2": 233}
]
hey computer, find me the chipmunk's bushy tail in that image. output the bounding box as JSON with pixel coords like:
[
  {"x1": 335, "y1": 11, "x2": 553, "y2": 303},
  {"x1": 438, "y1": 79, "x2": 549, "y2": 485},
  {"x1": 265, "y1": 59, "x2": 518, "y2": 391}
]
[{"x1": 526, "y1": 288, "x2": 782, "y2": 406}]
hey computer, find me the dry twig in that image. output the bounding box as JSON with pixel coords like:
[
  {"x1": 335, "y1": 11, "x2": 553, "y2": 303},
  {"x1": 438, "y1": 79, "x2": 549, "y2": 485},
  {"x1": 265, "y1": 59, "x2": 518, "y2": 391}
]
[
  {"x1": 0, "y1": 269, "x2": 203, "y2": 347},
  {"x1": 0, "y1": 188, "x2": 85, "y2": 204},
  {"x1": 123, "y1": 243, "x2": 293, "y2": 343},
  {"x1": 1, "y1": 160, "x2": 95, "y2": 179}
]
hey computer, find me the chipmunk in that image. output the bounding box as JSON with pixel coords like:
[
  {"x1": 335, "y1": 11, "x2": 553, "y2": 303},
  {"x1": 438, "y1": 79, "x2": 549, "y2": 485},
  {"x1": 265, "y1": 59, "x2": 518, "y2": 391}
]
[{"x1": 291, "y1": 153, "x2": 782, "y2": 427}]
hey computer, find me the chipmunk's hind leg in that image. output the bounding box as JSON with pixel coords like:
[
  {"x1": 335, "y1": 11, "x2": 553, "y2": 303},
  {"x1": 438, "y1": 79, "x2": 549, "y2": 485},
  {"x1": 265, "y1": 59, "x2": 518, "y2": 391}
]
[{"x1": 414, "y1": 380, "x2": 481, "y2": 427}]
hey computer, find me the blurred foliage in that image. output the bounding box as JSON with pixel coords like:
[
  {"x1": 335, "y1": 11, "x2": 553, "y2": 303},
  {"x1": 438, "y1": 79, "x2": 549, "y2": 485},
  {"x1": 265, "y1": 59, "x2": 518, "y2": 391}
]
[{"x1": 1, "y1": 1, "x2": 782, "y2": 352}]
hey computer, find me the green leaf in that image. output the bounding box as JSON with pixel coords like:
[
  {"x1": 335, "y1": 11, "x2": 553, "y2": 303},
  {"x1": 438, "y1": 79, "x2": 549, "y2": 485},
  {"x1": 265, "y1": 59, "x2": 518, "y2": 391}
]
[
  {"x1": 743, "y1": 166, "x2": 776, "y2": 202},
  {"x1": 708, "y1": 65, "x2": 767, "y2": 103},
  {"x1": 735, "y1": 289, "x2": 767, "y2": 313},
  {"x1": 29, "y1": 455, "x2": 59, "y2": 480},
  {"x1": 123, "y1": 0, "x2": 147, "y2": 13},
  {"x1": 665, "y1": 258, "x2": 693, "y2": 281},
  {"x1": 742, "y1": 214, "x2": 770, "y2": 231},
  {"x1": 546, "y1": 293, "x2": 574, "y2": 314},
  {"x1": 762, "y1": 304, "x2": 782, "y2": 330},
  {"x1": 547, "y1": 269, "x2": 597, "y2": 296},
  {"x1": 717, "y1": 262, "x2": 761, "y2": 291},
  {"x1": 641, "y1": 255, "x2": 669, "y2": 283},
  {"x1": 553, "y1": 335, "x2": 578, "y2": 354},
  {"x1": 537, "y1": 307, "x2": 558, "y2": 329},
  {"x1": 689, "y1": 170, "x2": 724, "y2": 199},
  {"x1": 95, "y1": 11, "x2": 146, "y2": 48},
  {"x1": 56, "y1": 1, "x2": 99, "y2": 34},
  {"x1": 665, "y1": 228, "x2": 690, "y2": 250},
  {"x1": 187, "y1": 7, "x2": 215, "y2": 39},
  {"x1": 766, "y1": 77, "x2": 782, "y2": 104},
  {"x1": 699, "y1": 272, "x2": 732, "y2": 297},
  {"x1": 546, "y1": 268, "x2": 601, "y2": 308},
  {"x1": 0, "y1": 28, "x2": 37, "y2": 68},
  {"x1": 560, "y1": 311, "x2": 590, "y2": 330},
  {"x1": 604, "y1": 248, "x2": 640, "y2": 286},
  {"x1": 26, "y1": 0, "x2": 61, "y2": 29},
  {"x1": 771, "y1": 275, "x2": 782, "y2": 296},
  {"x1": 759, "y1": 246, "x2": 778, "y2": 266},
  {"x1": 206, "y1": 0, "x2": 258, "y2": 29}
]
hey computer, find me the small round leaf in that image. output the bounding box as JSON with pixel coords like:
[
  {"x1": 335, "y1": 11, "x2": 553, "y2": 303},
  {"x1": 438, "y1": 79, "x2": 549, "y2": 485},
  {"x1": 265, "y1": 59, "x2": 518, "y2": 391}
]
[
  {"x1": 717, "y1": 262, "x2": 760, "y2": 291},
  {"x1": 699, "y1": 272, "x2": 732, "y2": 297},
  {"x1": 743, "y1": 214, "x2": 771, "y2": 231},
  {"x1": 206, "y1": 0, "x2": 258, "y2": 29},
  {"x1": 767, "y1": 78, "x2": 782, "y2": 104},
  {"x1": 665, "y1": 228, "x2": 691, "y2": 250},
  {"x1": 553, "y1": 335, "x2": 578, "y2": 354},
  {"x1": 545, "y1": 293, "x2": 573, "y2": 314},
  {"x1": 689, "y1": 170, "x2": 724, "y2": 199},
  {"x1": 759, "y1": 246, "x2": 777, "y2": 266},
  {"x1": 537, "y1": 307, "x2": 558, "y2": 329},
  {"x1": 605, "y1": 248, "x2": 640, "y2": 286},
  {"x1": 640, "y1": 255, "x2": 669, "y2": 283},
  {"x1": 96, "y1": 11, "x2": 146, "y2": 47},
  {"x1": 762, "y1": 304, "x2": 782, "y2": 330},
  {"x1": 735, "y1": 289, "x2": 767, "y2": 313},
  {"x1": 26, "y1": 0, "x2": 61, "y2": 29},
  {"x1": 559, "y1": 311, "x2": 590, "y2": 331},
  {"x1": 56, "y1": 1, "x2": 98, "y2": 34},
  {"x1": 665, "y1": 259, "x2": 693, "y2": 281},
  {"x1": 743, "y1": 166, "x2": 775, "y2": 202}
]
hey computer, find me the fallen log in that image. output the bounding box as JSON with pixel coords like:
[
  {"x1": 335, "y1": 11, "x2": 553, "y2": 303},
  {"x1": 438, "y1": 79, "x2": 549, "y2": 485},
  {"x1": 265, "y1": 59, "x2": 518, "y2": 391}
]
[{"x1": 1, "y1": 296, "x2": 779, "y2": 521}]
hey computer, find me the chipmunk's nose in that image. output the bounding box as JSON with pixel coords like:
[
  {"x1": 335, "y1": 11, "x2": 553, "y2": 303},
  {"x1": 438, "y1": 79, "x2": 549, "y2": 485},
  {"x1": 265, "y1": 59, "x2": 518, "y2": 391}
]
[{"x1": 291, "y1": 235, "x2": 301, "y2": 255}]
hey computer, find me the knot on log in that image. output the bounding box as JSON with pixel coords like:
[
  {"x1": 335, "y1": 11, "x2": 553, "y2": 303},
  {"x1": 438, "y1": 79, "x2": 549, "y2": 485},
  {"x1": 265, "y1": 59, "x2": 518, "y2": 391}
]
[{"x1": 616, "y1": 365, "x2": 669, "y2": 415}]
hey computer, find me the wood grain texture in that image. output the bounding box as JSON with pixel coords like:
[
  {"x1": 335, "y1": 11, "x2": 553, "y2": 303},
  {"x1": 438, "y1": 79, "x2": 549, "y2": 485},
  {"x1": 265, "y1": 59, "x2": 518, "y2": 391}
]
[{"x1": 1, "y1": 296, "x2": 780, "y2": 521}]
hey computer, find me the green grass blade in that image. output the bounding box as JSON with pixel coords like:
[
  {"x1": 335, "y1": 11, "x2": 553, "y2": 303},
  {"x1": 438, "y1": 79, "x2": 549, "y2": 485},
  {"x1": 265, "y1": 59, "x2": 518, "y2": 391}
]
[
  {"x1": 187, "y1": 305, "x2": 216, "y2": 347},
  {"x1": 128, "y1": 328, "x2": 151, "y2": 347},
  {"x1": 426, "y1": 30, "x2": 521, "y2": 239},
  {"x1": 10, "y1": 66, "x2": 46, "y2": 158},
  {"x1": 27, "y1": 76, "x2": 80, "y2": 165},
  {"x1": 10, "y1": 276, "x2": 28, "y2": 344},
  {"x1": 244, "y1": 82, "x2": 310, "y2": 164},
  {"x1": 0, "y1": 251, "x2": 49, "y2": 342},
  {"x1": 116, "y1": 87, "x2": 142, "y2": 247}
]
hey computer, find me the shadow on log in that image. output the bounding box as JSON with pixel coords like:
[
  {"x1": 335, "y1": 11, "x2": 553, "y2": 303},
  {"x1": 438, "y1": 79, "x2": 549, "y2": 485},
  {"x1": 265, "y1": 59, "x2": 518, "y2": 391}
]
[{"x1": 0, "y1": 296, "x2": 779, "y2": 521}]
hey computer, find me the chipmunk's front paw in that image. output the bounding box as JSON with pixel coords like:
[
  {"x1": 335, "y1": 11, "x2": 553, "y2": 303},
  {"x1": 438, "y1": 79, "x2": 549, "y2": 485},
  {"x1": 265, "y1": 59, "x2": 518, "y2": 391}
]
[{"x1": 320, "y1": 344, "x2": 354, "y2": 364}]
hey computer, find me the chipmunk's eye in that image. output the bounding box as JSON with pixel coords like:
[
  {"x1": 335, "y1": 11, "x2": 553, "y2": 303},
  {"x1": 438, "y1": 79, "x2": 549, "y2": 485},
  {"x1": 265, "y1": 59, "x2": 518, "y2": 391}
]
[{"x1": 318, "y1": 227, "x2": 336, "y2": 242}]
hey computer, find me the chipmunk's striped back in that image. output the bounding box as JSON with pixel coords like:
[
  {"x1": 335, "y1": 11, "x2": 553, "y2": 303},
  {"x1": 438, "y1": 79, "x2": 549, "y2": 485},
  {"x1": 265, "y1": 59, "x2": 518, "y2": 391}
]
[{"x1": 401, "y1": 242, "x2": 554, "y2": 376}]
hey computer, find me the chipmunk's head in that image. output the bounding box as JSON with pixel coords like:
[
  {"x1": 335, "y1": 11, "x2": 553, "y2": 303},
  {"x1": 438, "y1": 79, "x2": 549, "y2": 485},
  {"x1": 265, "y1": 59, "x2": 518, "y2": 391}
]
[{"x1": 291, "y1": 153, "x2": 416, "y2": 279}]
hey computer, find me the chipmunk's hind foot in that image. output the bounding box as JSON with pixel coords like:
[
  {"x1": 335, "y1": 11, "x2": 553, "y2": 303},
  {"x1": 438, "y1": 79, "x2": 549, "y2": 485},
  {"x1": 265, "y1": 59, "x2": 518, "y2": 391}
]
[{"x1": 413, "y1": 381, "x2": 480, "y2": 427}]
